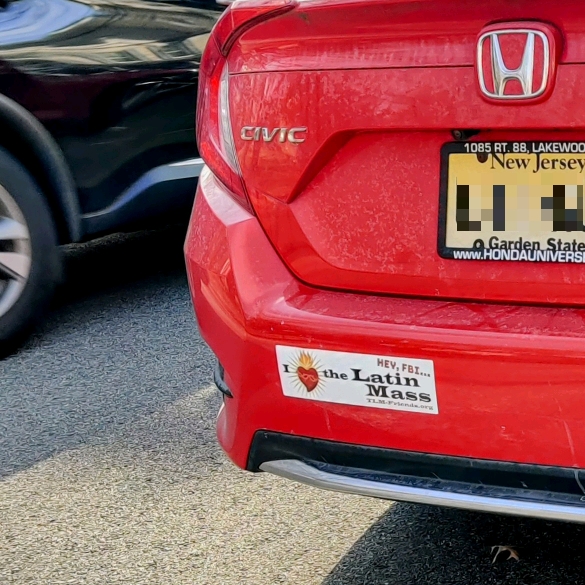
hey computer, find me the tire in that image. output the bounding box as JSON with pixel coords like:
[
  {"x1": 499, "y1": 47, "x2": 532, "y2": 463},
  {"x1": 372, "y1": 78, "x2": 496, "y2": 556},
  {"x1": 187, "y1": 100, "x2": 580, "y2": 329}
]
[{"x1": 0, "y1": 147, "x2": 61, "y2": 356}]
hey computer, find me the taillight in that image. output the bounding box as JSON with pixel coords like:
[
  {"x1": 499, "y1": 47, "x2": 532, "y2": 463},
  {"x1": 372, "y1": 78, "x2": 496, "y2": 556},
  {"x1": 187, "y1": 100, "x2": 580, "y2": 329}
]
[{"x1": 196, "y1": 0, "x2": 297, "y2": 212}]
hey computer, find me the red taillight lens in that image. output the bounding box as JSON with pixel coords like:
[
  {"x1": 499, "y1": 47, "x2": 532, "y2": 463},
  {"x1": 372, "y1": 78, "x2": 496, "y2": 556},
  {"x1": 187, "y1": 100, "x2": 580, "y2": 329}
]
[
  {"x1": 196, "y1": 36, "x2": 247, "y2": 207},
  {"x1": 196, "y1": 0, "x2": 297, "y2": 212},
  {"x1": 214, "y1": 0, "x2": 297, "y2": 56}
]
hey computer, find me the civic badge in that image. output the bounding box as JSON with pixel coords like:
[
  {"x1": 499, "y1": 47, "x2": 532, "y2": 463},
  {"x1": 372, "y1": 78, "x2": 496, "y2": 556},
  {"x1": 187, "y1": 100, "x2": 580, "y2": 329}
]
[{"x1": 476, "y1": 22, "x2": 561, "y2": 104}]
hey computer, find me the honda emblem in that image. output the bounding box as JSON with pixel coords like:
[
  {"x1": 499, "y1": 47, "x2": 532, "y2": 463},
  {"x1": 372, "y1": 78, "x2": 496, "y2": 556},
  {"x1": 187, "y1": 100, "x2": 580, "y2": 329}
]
[{"x1": 476, "y1": 24, "x2": 559, "y2": 103}]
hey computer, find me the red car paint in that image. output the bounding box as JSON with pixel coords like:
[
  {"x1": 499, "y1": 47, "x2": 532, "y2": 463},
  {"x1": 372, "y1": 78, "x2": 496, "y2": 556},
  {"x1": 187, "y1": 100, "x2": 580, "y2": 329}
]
[{"x1": 185, "y1": 1, "x2": 585, "y2": 486}]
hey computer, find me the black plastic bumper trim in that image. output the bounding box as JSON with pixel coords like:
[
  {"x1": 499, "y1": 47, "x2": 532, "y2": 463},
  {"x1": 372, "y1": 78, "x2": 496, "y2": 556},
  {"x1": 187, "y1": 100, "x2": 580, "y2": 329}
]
[
  {"x1": 214, "y1": 361, "x2": 233, "y2": 398},
  {"x1": 247, "y1": 431, "x2": 585, "y2": 498}
]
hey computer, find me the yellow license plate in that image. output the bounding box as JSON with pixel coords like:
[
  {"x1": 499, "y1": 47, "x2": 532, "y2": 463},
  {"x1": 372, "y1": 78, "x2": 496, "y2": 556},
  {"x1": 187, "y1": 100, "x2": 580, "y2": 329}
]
[{"x1": 439, "y1": 141, "x2": 585, "y2": 263}]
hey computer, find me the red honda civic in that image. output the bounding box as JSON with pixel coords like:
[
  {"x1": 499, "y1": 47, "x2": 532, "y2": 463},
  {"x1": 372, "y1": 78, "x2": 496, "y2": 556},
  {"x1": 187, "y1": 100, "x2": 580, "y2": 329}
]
[{"x1": 185, "y1": 0, "x2": 585, "y2": 522}]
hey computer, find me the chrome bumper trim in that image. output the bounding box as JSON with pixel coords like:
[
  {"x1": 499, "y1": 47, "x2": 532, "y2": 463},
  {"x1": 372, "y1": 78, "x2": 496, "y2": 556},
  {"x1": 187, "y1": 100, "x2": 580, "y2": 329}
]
[
  {"x1": 168, "y1": 157, "x2": 204, "y2": 170},
  {"x1": 83, "y1": 157, "x2": 204, "y2": 222},
  {"x1": 81, "y1": 157, "x2": 204, "y2": 236},
  {"x1": 260, "y1": 459, "x2": 585, "y2": 523}
]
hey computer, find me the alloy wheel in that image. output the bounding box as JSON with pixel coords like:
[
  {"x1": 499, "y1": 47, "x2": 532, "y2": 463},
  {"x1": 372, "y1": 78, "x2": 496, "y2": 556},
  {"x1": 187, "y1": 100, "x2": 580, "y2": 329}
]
[{"x1": 0, "y1": 185, "x2": 31, "y2": 319}]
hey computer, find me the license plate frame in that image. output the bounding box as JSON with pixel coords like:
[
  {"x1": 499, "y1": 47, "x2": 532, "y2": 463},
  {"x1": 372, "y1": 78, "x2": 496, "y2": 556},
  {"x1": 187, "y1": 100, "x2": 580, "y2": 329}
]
[{"x1": 438, "y1": 141, "x2": 585, "y2": 264}]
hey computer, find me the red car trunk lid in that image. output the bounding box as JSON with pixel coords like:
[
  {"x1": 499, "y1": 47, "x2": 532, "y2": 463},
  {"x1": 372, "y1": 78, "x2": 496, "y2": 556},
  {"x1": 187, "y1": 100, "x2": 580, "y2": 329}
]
[{"x1": 228, "y1": 0, "x2": 585, "y2": 305}]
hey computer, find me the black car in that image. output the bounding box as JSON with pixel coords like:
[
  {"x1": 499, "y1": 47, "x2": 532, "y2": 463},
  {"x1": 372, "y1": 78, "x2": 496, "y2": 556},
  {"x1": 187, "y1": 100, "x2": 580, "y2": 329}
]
[{"x1": 0, "y1": 0, "x2": 222, "y2": 353}]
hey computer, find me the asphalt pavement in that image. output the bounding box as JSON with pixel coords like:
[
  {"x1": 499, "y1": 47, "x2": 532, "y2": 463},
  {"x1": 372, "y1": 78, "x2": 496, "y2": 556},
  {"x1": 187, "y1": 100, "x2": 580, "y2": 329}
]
[{"x1": 2, "y1": 226, "x2": 585, "y2": 584}]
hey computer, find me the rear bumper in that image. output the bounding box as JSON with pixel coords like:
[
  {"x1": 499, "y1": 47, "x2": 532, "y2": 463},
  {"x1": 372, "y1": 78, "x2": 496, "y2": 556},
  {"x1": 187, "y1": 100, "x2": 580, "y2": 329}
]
[
  {"x1": 185, "y1": 167, "x2": 585, "y2": 514},
  {"x1": 251, "y1": 432, "x2": 585, "y2": 524}
]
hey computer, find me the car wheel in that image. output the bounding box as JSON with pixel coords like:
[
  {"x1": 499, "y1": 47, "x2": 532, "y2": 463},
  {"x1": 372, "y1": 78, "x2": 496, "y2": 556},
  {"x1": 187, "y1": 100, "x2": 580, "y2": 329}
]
[{"x1": 0, "y1": 148, "x2": 61, "y2": 356}]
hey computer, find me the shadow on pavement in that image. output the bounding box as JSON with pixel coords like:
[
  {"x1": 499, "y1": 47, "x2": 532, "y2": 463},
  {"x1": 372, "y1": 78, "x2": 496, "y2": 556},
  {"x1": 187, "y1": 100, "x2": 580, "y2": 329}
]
[
  {"x1": 324, "y1": 502, "x2": 585, "y2": 585},
  {"x1": 55, "y1": 222, "x2": 190, "y2": 307},
  {"x1": 0, "y1": 224, "x2": 214, "y2": 480}
]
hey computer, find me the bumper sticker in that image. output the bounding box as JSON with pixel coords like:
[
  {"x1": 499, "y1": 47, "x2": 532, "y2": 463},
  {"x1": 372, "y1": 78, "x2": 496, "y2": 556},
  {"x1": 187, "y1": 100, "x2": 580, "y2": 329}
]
[{"x1": 276, "y1": 346, "x2": 438, "y2": 415}]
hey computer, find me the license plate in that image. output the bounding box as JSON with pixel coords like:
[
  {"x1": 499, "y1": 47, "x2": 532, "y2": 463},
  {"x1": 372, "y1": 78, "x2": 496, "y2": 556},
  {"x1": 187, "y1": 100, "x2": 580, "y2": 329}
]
[{"x1": 439, "y1": 141, "x2": 585, "y2": 263}]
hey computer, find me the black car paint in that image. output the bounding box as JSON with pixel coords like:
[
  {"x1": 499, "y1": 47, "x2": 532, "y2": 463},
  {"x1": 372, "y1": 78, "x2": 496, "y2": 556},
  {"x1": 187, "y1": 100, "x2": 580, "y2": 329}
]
[{"x1": 0, "y1": 0, "x2": 221, "y2": 241}]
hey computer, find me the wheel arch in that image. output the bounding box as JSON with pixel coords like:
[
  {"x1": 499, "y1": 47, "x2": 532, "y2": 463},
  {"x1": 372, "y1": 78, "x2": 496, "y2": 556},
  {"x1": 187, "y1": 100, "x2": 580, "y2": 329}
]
[{"x1": 0, "y1": 94, "x2": 81, "y2": 244}]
